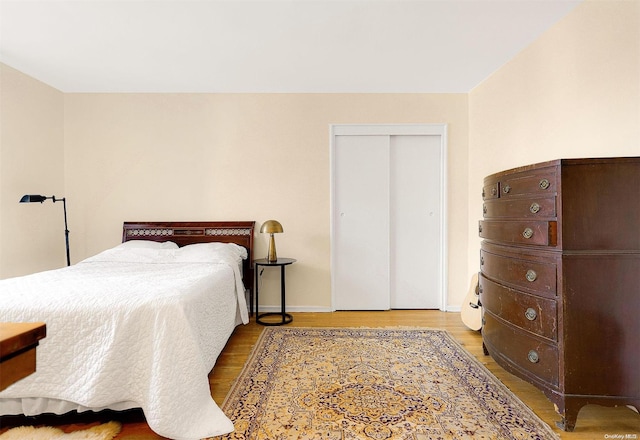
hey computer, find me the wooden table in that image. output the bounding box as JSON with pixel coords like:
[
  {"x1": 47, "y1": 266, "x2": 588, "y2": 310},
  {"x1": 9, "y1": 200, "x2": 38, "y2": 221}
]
[{"x1": 0, "y1": 322, "x2": 46, "y2": 391}]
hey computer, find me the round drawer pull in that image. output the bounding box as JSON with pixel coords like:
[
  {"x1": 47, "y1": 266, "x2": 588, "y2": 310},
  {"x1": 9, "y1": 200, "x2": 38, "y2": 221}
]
[
  {"x1": 503, "y1": 184, "x2": 511, "y2": 194},
  {"x1": 530, "y1": 202, "x2": 541, "y2": 214},
  {"x1": 525, "y1": 308, "x2": 537, "y2": 321},
  {"x1": 522, "y1": 228, "x2": 534, "y2": 239},
  {"x1": 528, "y1": 350, "x2": 540, "y2": 363},
  {"x1": 483, "y1": 204, "x2": 487, "y2": 215},
  {"x1": 491, "y1": 187, "x2": 497, "y2": 196},
  {"x1": 526, "y1": 269, "x2": 537, "y2": 282},
  {"x1": 539, "y1": 179, "x2": 550, "y2": 190}
]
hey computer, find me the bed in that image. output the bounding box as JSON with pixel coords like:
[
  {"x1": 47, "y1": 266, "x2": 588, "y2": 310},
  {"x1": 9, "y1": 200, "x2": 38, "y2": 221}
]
[{"x1": 0, "y1": 221, "x2": 255, "y2": 439}]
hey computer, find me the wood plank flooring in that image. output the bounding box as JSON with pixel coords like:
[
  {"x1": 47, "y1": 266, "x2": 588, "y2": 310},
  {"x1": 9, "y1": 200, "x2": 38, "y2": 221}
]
[{"x1": 1, "y1": 310, "x2": 638, "y2": 439}]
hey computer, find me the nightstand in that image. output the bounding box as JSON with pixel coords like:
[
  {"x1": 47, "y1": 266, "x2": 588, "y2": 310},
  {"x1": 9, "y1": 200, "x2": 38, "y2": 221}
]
[{"x1": 254, "y1": 258, "x2": 296, "y2": 326}]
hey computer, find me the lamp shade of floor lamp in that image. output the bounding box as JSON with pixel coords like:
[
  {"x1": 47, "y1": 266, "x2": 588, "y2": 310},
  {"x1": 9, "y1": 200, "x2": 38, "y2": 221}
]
[
  {"x1": 260, "y1": 220, "x2": 283, "y2": 262},
  {"x1": 19, "y1": 194, "x2": 70, "y2": 266}
]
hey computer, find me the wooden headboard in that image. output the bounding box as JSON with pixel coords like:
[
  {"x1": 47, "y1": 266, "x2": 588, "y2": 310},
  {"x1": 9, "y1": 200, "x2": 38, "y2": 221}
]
[{"x1": 122, "y1": 221, "x2": 255, "y2": 294}]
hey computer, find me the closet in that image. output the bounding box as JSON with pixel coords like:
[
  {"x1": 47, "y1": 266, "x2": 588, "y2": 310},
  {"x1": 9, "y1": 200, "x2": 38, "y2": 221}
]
[{"x1": 331, "y1": 124, "x2": 447, "y2": 311}]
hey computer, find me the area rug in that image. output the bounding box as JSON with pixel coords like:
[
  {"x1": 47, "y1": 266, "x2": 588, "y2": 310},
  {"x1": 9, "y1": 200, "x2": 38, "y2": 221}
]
[
  {"x1": 220, "y1": 327, "x2": 558, "y2": 440},
  {"x1": 0, "y1": 421, "x2": 121, "y2": 440}
]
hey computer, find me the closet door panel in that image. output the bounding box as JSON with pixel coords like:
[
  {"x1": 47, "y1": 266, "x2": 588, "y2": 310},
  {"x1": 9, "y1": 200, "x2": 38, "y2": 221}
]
[
  {"x1": 390, "y1": 134, "x2": 442, "y2": 308},
  {"x1": 333, "y1": 135, "x2": 390, "y2": 310}
]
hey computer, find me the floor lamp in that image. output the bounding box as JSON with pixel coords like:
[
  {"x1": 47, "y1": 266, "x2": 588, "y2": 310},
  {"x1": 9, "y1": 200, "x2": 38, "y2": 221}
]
[{"x1": 19, "y1": 194, "x2": 70, "y2": 266}]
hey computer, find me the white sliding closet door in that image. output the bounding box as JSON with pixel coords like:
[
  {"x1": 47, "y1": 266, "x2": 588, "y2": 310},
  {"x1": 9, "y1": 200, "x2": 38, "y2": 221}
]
[
  {"x1": 390, "y1": 134, "x2": 442, "y2": 309},
  {"x1": 331, "y1": 124, "x2": 447, "y2": 311},
  {"x1": 332, "y1": 134, "x2": 391, "y2": 310}
]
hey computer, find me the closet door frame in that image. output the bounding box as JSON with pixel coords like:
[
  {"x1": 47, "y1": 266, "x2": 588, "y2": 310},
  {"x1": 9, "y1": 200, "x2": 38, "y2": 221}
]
[{"x1": 329, "y1": 123, "x2": 448, "y2": 312}]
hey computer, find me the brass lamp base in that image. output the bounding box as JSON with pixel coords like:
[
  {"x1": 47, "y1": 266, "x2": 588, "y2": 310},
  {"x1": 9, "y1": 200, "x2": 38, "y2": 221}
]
[{"x1": 267, "y1": 233, "x2": 278, "y2": 262}]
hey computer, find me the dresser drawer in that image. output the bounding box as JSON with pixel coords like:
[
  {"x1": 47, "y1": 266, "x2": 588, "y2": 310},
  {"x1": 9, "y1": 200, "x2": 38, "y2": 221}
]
[
  {"x1": 483, "y1": 196, "x2": 556, "y2": 219},
  {"x1": 480, "y1": 248, "x2": 556, "y2": 297},
  {"x1": 479, "y1": 220, "x2": 557, "y2": 247},
  {"x1": 479, "y1": 274, "x2": 557, "y2": 341},
  {"x1": 482, "y1": 182, "x2": 499, "y2": 200},
  {"x1": 498, "y1": 168, "x2": 557, "y2": 198},
  {"x1": 482, "y1": 312, "x2": 559, "y2": 387}
]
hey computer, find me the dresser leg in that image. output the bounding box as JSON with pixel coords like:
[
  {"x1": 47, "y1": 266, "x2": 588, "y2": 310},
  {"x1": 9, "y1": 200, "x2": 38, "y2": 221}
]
[
  {"x1": 555, "y1": 418, "x2": 575, "y2": 432},
  {"x1": 555, "y1": 408, "x2": 578, "y2": 432},
  {"x1": 482, "y1": 342, "x2": 489, "y2": 356}
]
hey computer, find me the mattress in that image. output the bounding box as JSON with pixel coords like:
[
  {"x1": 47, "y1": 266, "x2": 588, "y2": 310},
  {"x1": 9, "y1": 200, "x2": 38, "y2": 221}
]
[{"x1": 0, "y1": 242, "x2": 249, "y2": 439}]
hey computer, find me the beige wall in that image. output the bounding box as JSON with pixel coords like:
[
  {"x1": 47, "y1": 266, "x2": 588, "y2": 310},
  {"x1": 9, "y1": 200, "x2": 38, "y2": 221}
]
[
  {"x1": 0, "y1": 64, "x2": 65, "y2": 278},
  {"x1": 63, "y1": 93, "x2": 469, "y2": 310},
  {"x1": 468, "y1": 0, "x2": 640, "y2": 274},
  {"x1": 3, "y1": 0, "x2": 638, "y2": 311}
]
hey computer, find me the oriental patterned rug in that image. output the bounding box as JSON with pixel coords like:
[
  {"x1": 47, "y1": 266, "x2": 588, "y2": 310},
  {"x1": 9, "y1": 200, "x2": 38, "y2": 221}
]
[{"x1": 220, "y1": 327, "x2": 558, "y2": 440}]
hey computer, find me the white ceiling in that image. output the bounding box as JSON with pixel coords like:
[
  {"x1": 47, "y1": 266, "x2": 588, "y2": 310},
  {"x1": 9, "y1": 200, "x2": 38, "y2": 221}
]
[{"x1": 0, "y1": 0, "x2": 582, "y2": 93}]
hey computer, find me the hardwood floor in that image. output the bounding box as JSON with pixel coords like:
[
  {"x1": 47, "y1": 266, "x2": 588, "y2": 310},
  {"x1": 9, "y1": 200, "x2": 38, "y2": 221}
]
[{"x1": 1, "y1": 311, "x2": 638, "y2": 439}]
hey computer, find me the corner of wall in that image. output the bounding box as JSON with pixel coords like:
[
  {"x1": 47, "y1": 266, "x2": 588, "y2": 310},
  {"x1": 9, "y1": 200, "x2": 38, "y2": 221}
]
[{"x1": 0, "y1": 63, "x2": 66, "y2": 278}]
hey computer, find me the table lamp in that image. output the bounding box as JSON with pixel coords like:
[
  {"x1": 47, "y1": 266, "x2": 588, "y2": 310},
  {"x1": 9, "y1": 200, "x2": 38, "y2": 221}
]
[{"x1": 260, "y1": 220, "x2": 283, "y2": 262}]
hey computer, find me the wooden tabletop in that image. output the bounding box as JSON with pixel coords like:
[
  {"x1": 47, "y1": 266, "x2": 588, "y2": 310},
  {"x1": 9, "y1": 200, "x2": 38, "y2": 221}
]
[{"x1": 0, "y1": 322, "x2": 47, "y2": 360}]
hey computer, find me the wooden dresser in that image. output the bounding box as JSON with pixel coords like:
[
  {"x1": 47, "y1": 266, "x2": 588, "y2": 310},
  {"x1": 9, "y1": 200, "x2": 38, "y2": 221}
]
[{"x1": 478, "y1": 157, "x2": 640, "y2": 431}]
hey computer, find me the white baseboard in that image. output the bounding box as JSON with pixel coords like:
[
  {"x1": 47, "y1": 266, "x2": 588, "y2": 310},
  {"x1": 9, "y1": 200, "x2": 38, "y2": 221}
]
[
  {"x1": 255, "y1": 305, "x2": 333, "y2": 313},
  {"x1": 254, "y1": 305, "x2": 461, "y2": 313}
]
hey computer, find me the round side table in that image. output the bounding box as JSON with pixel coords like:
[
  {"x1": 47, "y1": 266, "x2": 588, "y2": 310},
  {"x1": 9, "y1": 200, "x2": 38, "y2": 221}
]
[{"x1": 254, "y1": 258, "x2": 296, "y2": 326}]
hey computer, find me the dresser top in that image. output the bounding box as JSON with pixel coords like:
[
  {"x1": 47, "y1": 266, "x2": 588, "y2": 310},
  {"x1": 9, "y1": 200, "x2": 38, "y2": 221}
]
[{"x1": 485, "y1": 157, "x2": 640, "y2": 181}]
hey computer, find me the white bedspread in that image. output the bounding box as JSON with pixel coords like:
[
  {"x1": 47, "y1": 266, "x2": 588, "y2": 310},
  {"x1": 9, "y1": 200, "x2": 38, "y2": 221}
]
[{"x1": 0, "y1": 243, "x2": 249, "y2": 439}]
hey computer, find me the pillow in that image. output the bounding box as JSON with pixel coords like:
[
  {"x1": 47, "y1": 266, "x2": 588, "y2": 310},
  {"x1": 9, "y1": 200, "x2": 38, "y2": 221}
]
[
  {"x1": 80, "y1": 241, "x2": 246, "y2": 265},
  {"x1": 174, "y1": 242, "x2": 247, "y2": 263},
  {"x1": 116, "y1": 240, "x2": 179, "y2": 250}
]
